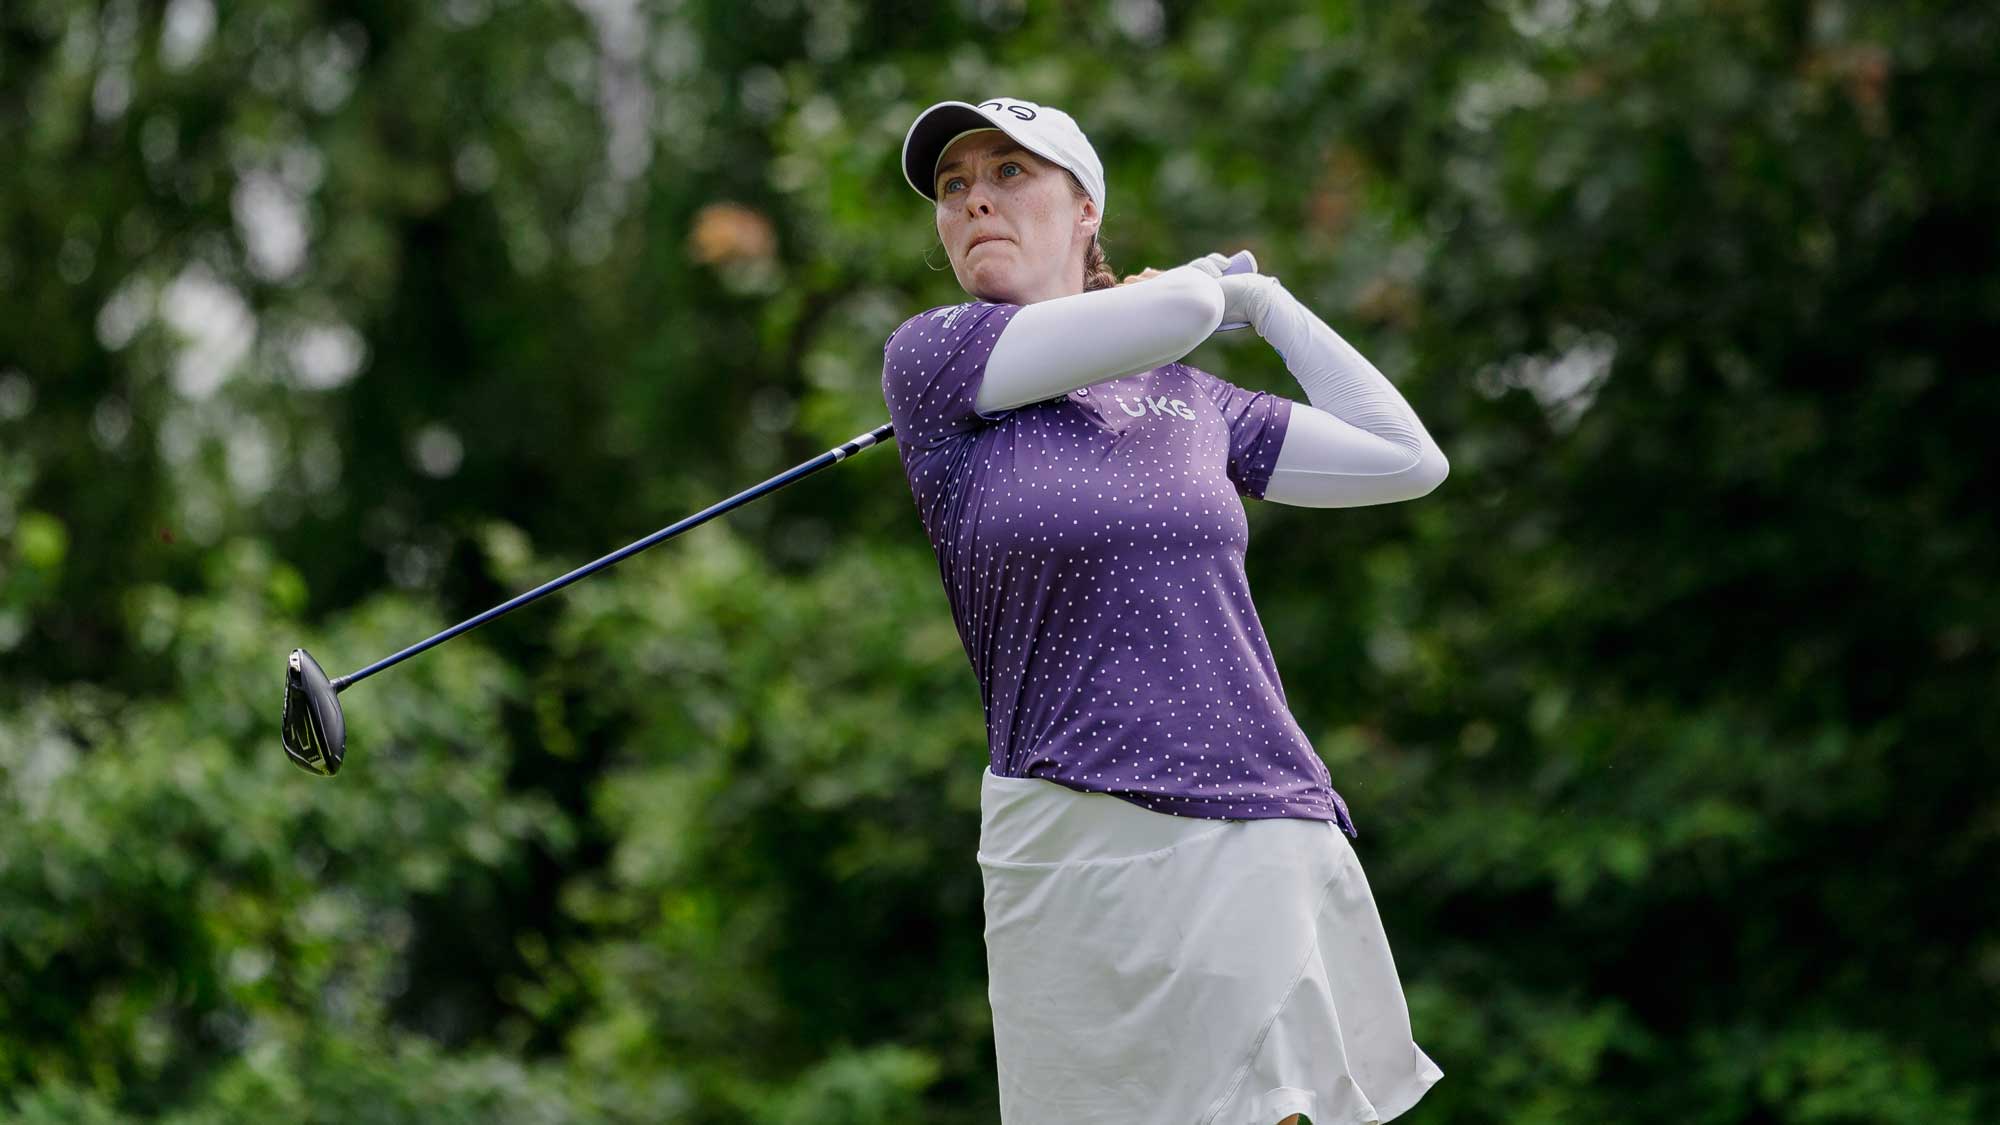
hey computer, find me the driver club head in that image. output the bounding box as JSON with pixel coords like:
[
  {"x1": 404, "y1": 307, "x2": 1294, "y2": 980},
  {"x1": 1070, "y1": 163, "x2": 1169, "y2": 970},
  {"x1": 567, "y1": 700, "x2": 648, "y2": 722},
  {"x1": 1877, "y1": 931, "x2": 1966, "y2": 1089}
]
[{"x1": 282, "y1": 647, "x2": 347, "y2": 776}]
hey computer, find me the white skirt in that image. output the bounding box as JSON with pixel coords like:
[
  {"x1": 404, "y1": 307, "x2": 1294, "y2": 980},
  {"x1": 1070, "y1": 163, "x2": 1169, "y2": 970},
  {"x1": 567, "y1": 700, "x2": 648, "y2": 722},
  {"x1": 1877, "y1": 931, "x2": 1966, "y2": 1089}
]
[{"x1": 978, "y1": 767, "x2": 1443, "y2": 1125}]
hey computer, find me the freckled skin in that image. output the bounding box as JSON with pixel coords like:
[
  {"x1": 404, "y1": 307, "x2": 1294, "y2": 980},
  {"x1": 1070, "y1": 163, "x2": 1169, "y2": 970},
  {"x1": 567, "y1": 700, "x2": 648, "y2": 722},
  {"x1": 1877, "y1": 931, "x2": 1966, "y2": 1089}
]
[{"x1": 934, "y1": 130, "x2": 1099, "y2": 305}]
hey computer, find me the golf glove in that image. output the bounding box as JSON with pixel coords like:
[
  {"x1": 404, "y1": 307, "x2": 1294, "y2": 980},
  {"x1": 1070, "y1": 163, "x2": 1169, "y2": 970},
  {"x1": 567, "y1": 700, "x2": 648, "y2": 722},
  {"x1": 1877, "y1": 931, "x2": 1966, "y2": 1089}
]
[
  {"x1": 1181, "y1": 251, "x2": 1238, "y2": 278},
  {"x1": 1182, "y1": 251, "x2": 1278, "y2": 331},
  {"x1": 1218, "y1": 272, "x2": 1280, "y2": 334}
]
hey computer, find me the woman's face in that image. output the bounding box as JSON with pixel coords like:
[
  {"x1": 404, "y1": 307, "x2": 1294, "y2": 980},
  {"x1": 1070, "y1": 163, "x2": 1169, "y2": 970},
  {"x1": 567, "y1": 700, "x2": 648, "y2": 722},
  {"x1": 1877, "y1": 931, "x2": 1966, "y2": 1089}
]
[{"x1": 934, "y1": 129, "x2": 1098, "y2": 306}]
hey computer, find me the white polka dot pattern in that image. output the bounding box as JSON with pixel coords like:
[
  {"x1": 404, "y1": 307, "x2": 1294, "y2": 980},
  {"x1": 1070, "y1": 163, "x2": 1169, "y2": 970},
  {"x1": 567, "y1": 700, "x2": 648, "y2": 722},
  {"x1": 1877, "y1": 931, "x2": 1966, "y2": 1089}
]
[{"x1": 880, "y1": 300, "x2": 1357, "y2": 836}]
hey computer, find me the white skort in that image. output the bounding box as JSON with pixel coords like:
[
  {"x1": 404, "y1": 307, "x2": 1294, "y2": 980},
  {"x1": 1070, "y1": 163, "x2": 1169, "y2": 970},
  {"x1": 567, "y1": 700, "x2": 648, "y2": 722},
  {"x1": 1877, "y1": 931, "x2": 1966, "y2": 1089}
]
[{"x1": 978, "y1": 767, "x2": 1443, "y2": 1125}]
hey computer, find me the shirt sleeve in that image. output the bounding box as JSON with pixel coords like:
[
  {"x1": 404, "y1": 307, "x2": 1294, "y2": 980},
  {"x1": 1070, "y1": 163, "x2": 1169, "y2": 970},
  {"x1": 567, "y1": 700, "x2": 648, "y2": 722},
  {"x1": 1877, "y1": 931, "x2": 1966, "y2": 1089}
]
[
  {"x1": 1185, "y1": 364, "x2": 1295, "y2": 501},
  {"x1": 881, "y1": 301, "x2": 1025, "y2": 451}
]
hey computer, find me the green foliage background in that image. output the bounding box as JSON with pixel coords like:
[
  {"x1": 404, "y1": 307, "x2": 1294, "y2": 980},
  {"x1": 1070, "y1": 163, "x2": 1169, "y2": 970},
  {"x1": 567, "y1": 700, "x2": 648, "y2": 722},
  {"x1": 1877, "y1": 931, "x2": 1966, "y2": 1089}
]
[{"x1": 3, "y1": 0, "x2": 1995, "y2": 1120}]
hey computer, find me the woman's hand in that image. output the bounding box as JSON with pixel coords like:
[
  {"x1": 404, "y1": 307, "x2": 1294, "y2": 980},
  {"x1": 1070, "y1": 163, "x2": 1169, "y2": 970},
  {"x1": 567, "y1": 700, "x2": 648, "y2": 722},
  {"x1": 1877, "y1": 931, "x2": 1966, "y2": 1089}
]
[
  {"x1": 1125, "y1": 253, "x2": 1272, "y2": 330},
  {"x1": 1218, "y1": 272, "x2": 1280, "y2": 333},
  {"x1": 1120, "y1": 252, "x2": 1233, "y2": 286}
]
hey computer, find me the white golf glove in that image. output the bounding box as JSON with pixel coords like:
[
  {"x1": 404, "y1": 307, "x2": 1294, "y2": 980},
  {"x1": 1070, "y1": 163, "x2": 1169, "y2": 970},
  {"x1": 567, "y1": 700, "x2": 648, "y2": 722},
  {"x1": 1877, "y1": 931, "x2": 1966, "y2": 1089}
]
[
  {"x1": 1182, "y1": 251, "x2": 1279, "y2": 332},
  {"x1": 1181, "y1": 251, "x2": 1238, "y2": 278},
  {"x1": 1219, "y1": 272, "x2": 1280, "y2": 333}
]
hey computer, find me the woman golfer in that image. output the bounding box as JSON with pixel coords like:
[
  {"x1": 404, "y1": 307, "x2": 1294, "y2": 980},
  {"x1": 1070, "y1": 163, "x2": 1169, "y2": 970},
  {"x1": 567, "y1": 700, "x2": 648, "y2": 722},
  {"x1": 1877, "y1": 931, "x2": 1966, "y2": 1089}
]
[{"x1": 882, "y1": 96, "x2": 1449, "y2": 1125}]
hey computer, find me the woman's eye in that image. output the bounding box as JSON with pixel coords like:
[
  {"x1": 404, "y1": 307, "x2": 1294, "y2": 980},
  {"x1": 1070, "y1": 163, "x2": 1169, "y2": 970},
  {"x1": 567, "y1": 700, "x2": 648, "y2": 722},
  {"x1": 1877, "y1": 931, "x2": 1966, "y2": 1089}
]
[{"x1": 941, "y1": 162, "x2": 1022, "y2": 195}]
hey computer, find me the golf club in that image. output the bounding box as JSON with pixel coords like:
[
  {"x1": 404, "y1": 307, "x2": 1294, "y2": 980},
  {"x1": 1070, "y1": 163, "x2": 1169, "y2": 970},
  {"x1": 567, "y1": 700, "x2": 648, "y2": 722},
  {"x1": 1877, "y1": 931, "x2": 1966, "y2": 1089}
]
[
  {"x1": 281, "y1": 422, "x2": 895, "y2": 775},
  {"x1": 281, "y1": 249, "x2": 1259, "y2": 776}
]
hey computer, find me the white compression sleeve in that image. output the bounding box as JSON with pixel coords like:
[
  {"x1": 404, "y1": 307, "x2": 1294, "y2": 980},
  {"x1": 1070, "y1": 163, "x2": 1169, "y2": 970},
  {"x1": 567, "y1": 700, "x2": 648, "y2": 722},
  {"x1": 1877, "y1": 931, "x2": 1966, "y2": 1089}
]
[
  {"x1": 973, "y1": 265, "x2": 1225, "y2": 414},
  {"x1": 1252, "y1": 281, "x2": 1450, "y2": 508}
]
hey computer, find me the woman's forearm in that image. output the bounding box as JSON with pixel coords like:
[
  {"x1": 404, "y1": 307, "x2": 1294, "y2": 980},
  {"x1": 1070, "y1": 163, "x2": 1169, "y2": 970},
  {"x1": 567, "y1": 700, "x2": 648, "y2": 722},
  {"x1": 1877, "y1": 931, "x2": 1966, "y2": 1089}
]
[
  {"x1": 973, "y1": 265, "x2": 1225, "y2": 414},
  {"x1": 1254, "y1": 282, "x2": 1450, "y2": 507}
]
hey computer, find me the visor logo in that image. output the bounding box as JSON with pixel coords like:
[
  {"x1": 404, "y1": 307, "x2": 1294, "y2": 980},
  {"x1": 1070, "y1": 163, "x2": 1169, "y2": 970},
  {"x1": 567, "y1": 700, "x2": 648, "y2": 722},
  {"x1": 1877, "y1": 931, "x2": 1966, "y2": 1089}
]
[{"x1": 980, "y1": 100, "x2": 1037, "y2": 121}]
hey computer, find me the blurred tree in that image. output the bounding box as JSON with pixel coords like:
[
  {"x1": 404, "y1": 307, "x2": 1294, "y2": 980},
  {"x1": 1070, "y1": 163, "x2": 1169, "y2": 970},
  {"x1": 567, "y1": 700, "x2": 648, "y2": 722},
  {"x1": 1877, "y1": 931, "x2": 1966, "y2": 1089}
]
[{"x1": 1, "y1": 0, "x2": 1994, "y2": 1120}]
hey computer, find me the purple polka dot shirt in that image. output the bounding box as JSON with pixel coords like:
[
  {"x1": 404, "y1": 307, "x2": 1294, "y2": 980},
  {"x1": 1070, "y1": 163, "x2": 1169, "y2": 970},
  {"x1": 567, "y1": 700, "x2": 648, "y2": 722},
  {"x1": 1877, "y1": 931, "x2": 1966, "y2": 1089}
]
[{"x1": 882, "y1": 299, "x2": 1357, "y2": 836}]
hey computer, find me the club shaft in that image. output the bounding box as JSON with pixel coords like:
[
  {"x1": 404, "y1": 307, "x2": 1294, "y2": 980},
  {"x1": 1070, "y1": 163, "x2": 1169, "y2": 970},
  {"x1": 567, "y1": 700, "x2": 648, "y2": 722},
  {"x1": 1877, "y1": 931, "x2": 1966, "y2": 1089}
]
[{"x1": 332, "y1": 422, "x2": 897, "y2": 691}]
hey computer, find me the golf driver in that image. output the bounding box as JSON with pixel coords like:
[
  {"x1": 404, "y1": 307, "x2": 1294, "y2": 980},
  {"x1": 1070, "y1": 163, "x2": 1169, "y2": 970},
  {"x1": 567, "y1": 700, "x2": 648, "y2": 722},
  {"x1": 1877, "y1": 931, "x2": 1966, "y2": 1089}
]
[{"x1": 281, "y1": 249, "x2": 1260, "y2": 776}]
